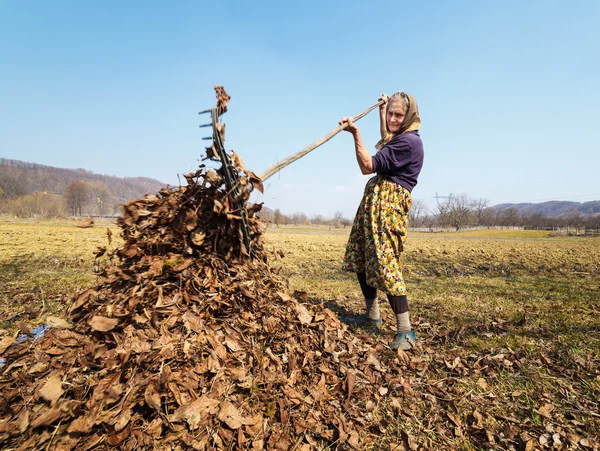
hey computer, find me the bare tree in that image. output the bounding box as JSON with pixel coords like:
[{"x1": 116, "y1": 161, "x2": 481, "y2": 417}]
[
  {"x1": 273, "y1": 209, "x2": 289, "y2": 226},
  {"x1": 436, "y1": 193, "x2": 474, "y2": 231},
  {"x1": 341, "y1": 217, "x2": 353, "y2": 228},
  {"x1": 0, "y1": 174, "x2": 26, "y2": 199},
  {"x1": 332, "y1": 211, "x2": 345, "y2": 228},
  {"x1": 587, "y1": 214, "x2": 600, "y2": 231},
  {"x1": 86, "y1": 182, "x2": 111, "y2": 215},
  {"x1": 564, "y1": 209, "x2": 585, "y2": 234},
  {"x1": 258, "y1": 208, "x2": 274, "y2": 223},
  {"x1": 522, "y1": 212, "x2": 547, "y2": 229},
  {"x1": 311, "y1": 214, "x2": 324, "y2": 225},
  {"x1": 64, "y1": 180, "x2": 90, "y2": 216},
  {"x1": 409, "y1": 199, "x2": 427, "y2": 226},
  {"x1": 498, "y1": 208, "x2": 521, "y2": 227},
  {"x1": 472, "y1": 198, "x2": 490, "y2": 226}
]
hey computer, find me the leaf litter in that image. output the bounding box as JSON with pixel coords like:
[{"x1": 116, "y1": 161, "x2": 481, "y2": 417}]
[{"x1": 1, "y1": 87, "x2": 599, "y2": 450}]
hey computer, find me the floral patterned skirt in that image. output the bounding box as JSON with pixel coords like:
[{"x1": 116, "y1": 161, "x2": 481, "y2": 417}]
[{"x1": 343, "y1": 176, "x2": 412, "y2": 296}]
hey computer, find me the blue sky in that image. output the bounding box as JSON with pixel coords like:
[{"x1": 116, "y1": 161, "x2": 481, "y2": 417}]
[{"x1": 1, "y1": 1, "x2": 598, "y2": 218}]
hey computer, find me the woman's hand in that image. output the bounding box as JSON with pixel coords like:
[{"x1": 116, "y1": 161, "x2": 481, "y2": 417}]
[
  {"x1": 378, "y1": 93, "x2": 389, "y2": 109},
  {"x1": 340, "y1": 116, "x2": 358, "y2": 134}
]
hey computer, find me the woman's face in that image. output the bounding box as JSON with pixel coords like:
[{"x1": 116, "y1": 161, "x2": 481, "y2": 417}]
[{"x1": 386, "y1": 100, "x2": 407, "y2": 133}]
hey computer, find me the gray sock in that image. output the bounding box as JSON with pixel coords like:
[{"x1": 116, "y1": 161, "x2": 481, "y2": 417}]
[
  {"x1": 365, "y1": 298, "x2": 380, "y2": 320},
  {"x1": 395, "y1": 312, "x2": 411, "y2": 333}
]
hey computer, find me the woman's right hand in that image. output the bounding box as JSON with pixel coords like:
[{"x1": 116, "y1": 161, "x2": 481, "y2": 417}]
[{"x1": 339, "y1": 116, "x2": 358, "y2": 134}]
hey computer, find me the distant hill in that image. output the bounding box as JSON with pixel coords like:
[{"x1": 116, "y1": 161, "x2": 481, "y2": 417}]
[
  {"x1": 491, "y1": 201, "x2": 600, "y2": 218},
  {"x1": 0, "y1": 158, "x2": 166, "y2": 202}
]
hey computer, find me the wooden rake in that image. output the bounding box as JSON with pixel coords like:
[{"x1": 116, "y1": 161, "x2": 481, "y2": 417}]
[{"x1": 259, "y1": 100, "x2": 385, "y2": 182}]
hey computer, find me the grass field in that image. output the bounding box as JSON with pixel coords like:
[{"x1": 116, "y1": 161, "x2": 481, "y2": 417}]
[{"x1": 1, "y1": 219, "x2": 599, "y2": 449}]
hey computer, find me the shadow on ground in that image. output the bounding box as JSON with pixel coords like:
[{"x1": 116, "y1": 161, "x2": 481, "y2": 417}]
[{"x1": 301, "y1": 294, "x2": 390, "y2": 338}]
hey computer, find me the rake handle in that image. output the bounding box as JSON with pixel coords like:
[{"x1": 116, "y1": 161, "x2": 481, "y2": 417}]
[{"x1": 259, "y1": 100, "x2": 385, "y2": 182}]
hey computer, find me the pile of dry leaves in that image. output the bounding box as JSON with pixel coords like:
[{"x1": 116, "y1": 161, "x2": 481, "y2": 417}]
[{"x1": 0, "y1": 88, "x2": 396, "y2": 450}]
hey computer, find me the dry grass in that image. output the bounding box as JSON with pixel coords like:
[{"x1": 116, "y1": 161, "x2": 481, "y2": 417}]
[{"x1": 0, "y1": 219, "x2": 121, "y2": 329}]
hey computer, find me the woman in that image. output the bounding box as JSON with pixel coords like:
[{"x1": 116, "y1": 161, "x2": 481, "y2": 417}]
[{"x1": 340, "y1": 92, "x2": 424, "y2": 351}]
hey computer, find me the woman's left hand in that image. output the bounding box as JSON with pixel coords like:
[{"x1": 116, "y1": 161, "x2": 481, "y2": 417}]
[
  {"x1": 378, "y1": 93, "x2": 389, "y2": 107},
  {"x1": 340, "y1": 116, "x2": 358, "y2": 134}
]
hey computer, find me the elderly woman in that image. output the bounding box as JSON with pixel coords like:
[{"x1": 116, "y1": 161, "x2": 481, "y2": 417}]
[{"x1": 340, "y1": 92, "x2": 424, "y2": 351}]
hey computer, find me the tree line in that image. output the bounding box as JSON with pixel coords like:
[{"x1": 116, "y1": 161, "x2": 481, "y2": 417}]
[
  {"x1": 258, "y1": 193, "x2": 600, "y2": 232},
  {"x1": 0, "y1": 180, "x2": 121, "y2": 217},
  {"x1": 258, "y1": 209, "x2": 355, "y2": 228},
  {"x1": 411, "y1": 194, "x2": 600, "y2": 232},
  {"x1": 2, "y1": 181, "x2": 599, "y2": 233},
  {"x1": 0, "y1": 159, "x2": 164, "y2": 203}
]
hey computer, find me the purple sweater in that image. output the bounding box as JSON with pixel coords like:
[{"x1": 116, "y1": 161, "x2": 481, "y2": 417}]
[{"x1": 371, "y1": 131, "x2": 424, "y2": 192}]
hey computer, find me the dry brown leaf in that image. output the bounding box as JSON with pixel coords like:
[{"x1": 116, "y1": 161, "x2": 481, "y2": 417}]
[
  {"x1": 405, "y1": 432, "x2": 418, "y2": 451},
  {"x1": 247, "y1": 171, "x2": 264, "y2": 193},
  {"x1": 224, "y1": 336, "x2": 242, "y2": 352},
  {"x1": 365, "y1": 354, "x2": 383, "y2": 371},
  {"x1": 67, "y1": 413, "x2": 96, "y2": 434},
  {"x1": 121, "y1": 242, "x2": 139, "y2": 258},
  {"x1": 218, "y1": 401, "x2": 243, "y2": 429},
  {"x1": 107, "y1": 427, "x2": 130, "y2": 446},
  {"x1": 396, "y1": 347, "x2": 410, "y2": 365},
  {"x1": 17, "y1": 408, "x2": 29, "y2": 433},
  {"x1": 16, "y1": 321, "x2": 33, "y2": 337},
  {"x1": 68, "y1": 288, "x2": 97, "y2": 314},
  {"x1": 146, "y1": 418, "x2": 163, "y2": 438},
  {"x1": 244, "y1": 414, "x2": 264, "y2": 436},
  {"x1": 447, "y1": 412, "x2": 462, "y2": 427},
  {"x1": 174, "y1": 396, "x2": 219, "y2": 430},
  {"x1": 206, "y1": 334, "x2": 228, "y2": 361},
  {"x1": 295, "y1": 304, "x2": 313, "y2": 325},
  {"x1": 278, "y1": 291, "x2": 292, "y2": 302},
  {"x1": 348, "y1": 430, "x2": 360, "y2": 448},
  {"x1": 46, "y1": 316, "x2": 72, "y2": 329},
  {"x1": 230, "y1": 151, "x2": 246, "y2": 172},
  {"x1": 30, "y1": 406, "x2": 65, "y2": 429},
  {"x1": 88, "y1": 316, "x2": 119, "y2": 332},
  {"x1": 538, "y1": 403, "x2": 555, "y2": 418},
  {"x1": 0, "y1": 335, "x2": 14, "y2": 355},
  {"x1": 184, "y1": 209, "x2": 198, "y2": 231},
  {"x1": 113, "y1": 409, "x2": 131, "y2": 432},
  {"x1": 476, "y1": 377, "x2": 488, "y2": 390},
  {"x1": 552, "y1": 433, "x2": 562, "y2": 445},
  {"x1": 39, "y1": 373, "x2": 64, "y2": 404},
  {"x1": 238, "y1": 283, "x2": 255, "y2": 299},
  {"x1": 144, "y1": 383, "x2": 161, "y2": 411},
  {"x1": 471, "y1": 409, "x2": 484, "y2": 429},
  {"x1": 191, "y1": 230, "x2": 206, "y2": 246}
]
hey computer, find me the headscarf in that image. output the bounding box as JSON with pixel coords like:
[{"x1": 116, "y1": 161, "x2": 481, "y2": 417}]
[{"x1": 375, "y1": 92, "x2": 421, "y2": 150}]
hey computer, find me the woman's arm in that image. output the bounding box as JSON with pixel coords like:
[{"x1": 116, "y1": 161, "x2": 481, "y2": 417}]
[
  {"x1": 378, "y1": 93, "x2": 389, "y2": 139},
  {"x1": 340, "y1": 117, "x2": 374, "y2": 175},
  {"x1": 352, "y1": 129, "x2": 374, "y2": 174}
]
